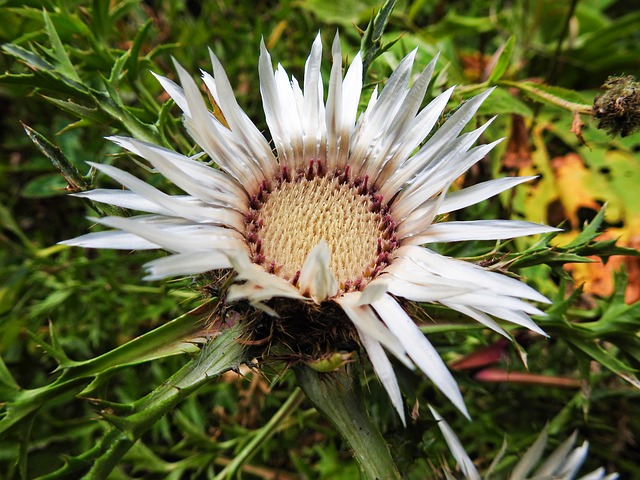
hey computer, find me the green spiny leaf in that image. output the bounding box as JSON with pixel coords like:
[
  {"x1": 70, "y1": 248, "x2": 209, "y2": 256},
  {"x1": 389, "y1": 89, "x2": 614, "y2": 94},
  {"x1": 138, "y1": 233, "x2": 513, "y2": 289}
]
[
  {"x1": 0, "y1": 68, "x2": 91, "y2": 98},
  {"x1": 0, "y1": 356, "x2": 19, "y2": 402},
  {"x1": 25, "y1": 328, "x2": 71, "y2": 366},
  {"x1": 126, "y1": 19, "x2": 153, "y2": 81},
  {"x1": 359, "y1": 0, "x2": 397, "y2": 78},
  {"x1": 108, "y1": 48, "x2": 131, "y2": 86},
  {"x1": 0, "y1": 379, "x2": 88, "y2": 437},
  {"x1": 42, "y1": 8, "x2": 82, "y2": 83},
  {"x1": 41, "y1": 94, "x2": 100, "y2": 119},
  {"x1": 507, "y1": 208, "x2": 639, "y2": 269},
  {"x1": 567, "y1": 339, "x2": 638, "y2": 388},
  {"x1": 22, "y1": 123, "x2": 92, "y2": 192},
  {"x1": 94, "y1": 88, "x2": 162, "y2": 144},
  {"x1": 543, "y1": 280, "x2": 583, "y2": 327},
  {"x1": 80, "y1": 323, "x2": 248, "y2": 479},
  {"x1": 487, "y1": 36, "x2": 514, "y2": 85},
  {"x1": 1, "y1": 42, "x2": 55, "y2": 71},
  {"x1": 56, "y1": 302, "x2": 211, "y2": 375},
  {"x1": 91, "y1": 0, "x2": 112, "y2": 43},
  {"x1": 0, "y1": 307, "x2": 211, "y2": 438},
  {"x1": 565, "y1": 206, "x2": 606, "y2": 248}
]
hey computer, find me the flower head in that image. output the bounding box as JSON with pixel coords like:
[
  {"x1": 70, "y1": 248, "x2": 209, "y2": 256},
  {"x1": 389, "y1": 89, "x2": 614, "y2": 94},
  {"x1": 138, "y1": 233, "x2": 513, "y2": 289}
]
[{"x1": 63, "y1": 33, "x2": 558, "y2": 423}]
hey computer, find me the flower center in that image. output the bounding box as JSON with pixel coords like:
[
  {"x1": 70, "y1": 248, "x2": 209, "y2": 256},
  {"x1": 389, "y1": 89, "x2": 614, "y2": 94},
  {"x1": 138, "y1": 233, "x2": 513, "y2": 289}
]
[{"x1": 244, "y1": 162, "x2": 397, "y2": 293}]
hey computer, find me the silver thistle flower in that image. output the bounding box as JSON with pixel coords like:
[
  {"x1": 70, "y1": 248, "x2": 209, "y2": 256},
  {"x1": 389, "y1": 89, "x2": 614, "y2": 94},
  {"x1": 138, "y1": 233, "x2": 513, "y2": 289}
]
[{"x1": 63, "y1": 33, "x2": 558, "y2": 423}]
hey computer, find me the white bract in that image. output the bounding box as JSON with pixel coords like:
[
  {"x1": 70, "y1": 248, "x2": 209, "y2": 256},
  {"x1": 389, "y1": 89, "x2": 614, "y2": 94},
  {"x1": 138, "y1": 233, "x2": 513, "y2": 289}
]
[{"x1": 63, "y1": 33, "x2": 558, "y2": 424}]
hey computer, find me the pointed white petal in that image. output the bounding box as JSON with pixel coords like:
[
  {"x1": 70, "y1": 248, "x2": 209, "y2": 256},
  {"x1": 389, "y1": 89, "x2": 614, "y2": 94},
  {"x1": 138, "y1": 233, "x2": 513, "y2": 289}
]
[
  {"x1": 335, "y1": 295, "x2": 413, "y2": 369},
  {"x1": 390, "y1": 54, "x2": 439, "y2": 132},
  {"x1": 342, "y1": 52, "x2": 363, "y2": 124},
  {"x1": 406, "y1": 220, "x2": 560, "y2": 245},
  {"x1": 356, "y1": 277, "x2": 391, "y2": 306},
  {"x1": 534, "y1": 431, "x2": 579, "y2": 477},
  {"x1": 302, "y1": 33, "x2": 325, "y2": 162},
  {"x1": 395, "y1": 193, "x2": 442, "y2": 242},
  {"x1": 91, "y1": 216, "x2": 247, "y2": 254},
  {"x1": 473, "y1": 305, "x2": 547, "y2": 336},
  {"x1": 73, "y1": 189, "x2": 177, "y2": 214},
  {"x1": 399, "y1": 115, "x2": 498, "y2": 210},
  {"x1": 358, "y1": 331, "x2": 406, "y2": 425},
  {"x1": 87, "y1": 162, "x2": 245, "y2": 227},
  {"x1": 108, "y1": 136, "x2": 249, "y2": 204},
  {"x1": 372, "y1": 294, "x2": 469, "y2": 418},
  {"x1": 227, "y1": 252, "x2": 306, "y2": 304},
  {"x1": 325, "y1": 32, "x2": 344, "y2": 172},
  {"x1": 227, "y1": 280, "x2": 305, "y2": 314},
  {"x1": 444, "y1": 292, "x2": 544, "y2": 316},
  {"x1": 325, "y1": 36, "x2": 363, "y2": 171},
  {"x1": 298, "y1": 240, "x2": 338, "y2": 302},
  {"x1": 441, "y1": 303, "x2": 509, "y2": 338},
  {"x1": 349, "y1": 50, "x2": 416, "y2": 171},
  {"x1": 386, "y1": 276, "x2": 475, "y2": 302},
  {"x1": 143, "y1": 251, "x2": 233, "y2": 280},
  {"x1": 108, "y1": 136, "x2": 247, "y2": 210},
  {"x1": 259, "y1": 41, "x2": 299, "y2": 170},
  {"x1": 602, "y1": 473, "x2": 621, "y2": 480},
  {"x1": 205, "y1": 49, "x2": 278, "y2": 178},
  {"x1": 437, "y1": 176, "x2": 537, "y2": 215},
  {"x1": 337, "y1": 52, "x2": 363, "y2": 170},
  {"x1": 360, "y1": 54, "x2": 439, "y2": 183},
  {"x1": 61, "y1": 230, "x2": 159, "y2": 250},
  {"x1": 417, "y1": 88, "x2": 494, "y2": 162},
  {"x1": 393, "y1": 245, "x2": 551, "y2": 304},
  {"x1": 376, "y1": 86, "x2": 454, "y2": 193},
  {"x1": 374, "y1": 49, "x2": 417, "y2": 109},
  {"x1": 388, "y1": 258, "x2": 546, "y2": 336},
  {"x1": 393, "y1": 127, "x2": 501, "y2": 223},
  {"x1": 558, "y1": 442, "x2": 590, "y2": 478},
  {"x1": 429, "y1": 406, "x2": 481, "y2": 480},
  {"x1": 510, "y1": 427, "x2": 548, "y2": 480},
  {"x1": 579, "y1": 469, "x2": 610, "y2": 480},
  {"x1": 386, "y1": 253, "x2": 547, "y2": 336},
  {"x1": 108, "y1": 137, "x2": 245, "y2": 209},
  {"x1": 152, "y1": 72, "x2": 189, "y2": 114},
  {"x1": 172, "y1": 59, "x2": 262, "y2": 192}
]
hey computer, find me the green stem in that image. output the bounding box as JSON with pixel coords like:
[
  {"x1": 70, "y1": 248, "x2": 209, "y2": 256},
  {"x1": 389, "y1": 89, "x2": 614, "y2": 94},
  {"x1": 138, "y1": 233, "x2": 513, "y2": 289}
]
[
  {"x1": 500, "y1": 79, "x2": 593, "y2": 114},
  {"x1": 294, "y1": 365, "x2": 401, "y2": 480}
]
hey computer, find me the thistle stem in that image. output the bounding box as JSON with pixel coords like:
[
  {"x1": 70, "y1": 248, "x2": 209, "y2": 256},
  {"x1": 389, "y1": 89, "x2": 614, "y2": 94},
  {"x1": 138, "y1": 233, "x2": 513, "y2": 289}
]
[
  {"x1": 294, "y1": 365, "x2": 401, "y2": 480},
  {"x1": 500, "y1": 80, "x2": 593, "y2": 114}
]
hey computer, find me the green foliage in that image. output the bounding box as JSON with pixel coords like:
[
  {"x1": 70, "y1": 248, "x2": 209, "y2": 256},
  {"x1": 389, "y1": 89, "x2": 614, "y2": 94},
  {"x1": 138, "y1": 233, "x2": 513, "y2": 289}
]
[
  {"x1": 358, "y1": 0, "x2": 400, "y2": 77},
  {"x1": 506, "y1": 207, "x2": 640, "y2": 270},
  {"x1": 1, "y1": 0, "x2": 638, "y2": 479}
]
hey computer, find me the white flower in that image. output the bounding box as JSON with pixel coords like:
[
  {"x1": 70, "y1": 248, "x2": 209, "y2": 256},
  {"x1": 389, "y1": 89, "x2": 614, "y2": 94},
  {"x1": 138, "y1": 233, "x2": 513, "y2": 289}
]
[
  {"x1": 62, "y1": 33, "x2": 558, "y2": 424},
  {"x1": 430, "y1": 406, "x2": 619, "y2": 480}
]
